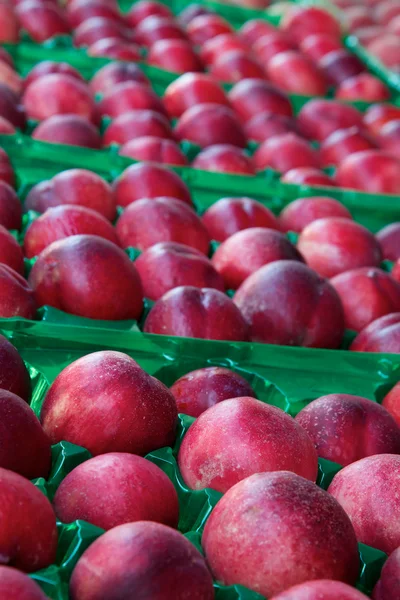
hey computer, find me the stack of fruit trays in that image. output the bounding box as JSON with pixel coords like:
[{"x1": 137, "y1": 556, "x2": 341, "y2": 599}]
[{"x1": 1, "y1": 0, "x2": 400, "y2": 599}]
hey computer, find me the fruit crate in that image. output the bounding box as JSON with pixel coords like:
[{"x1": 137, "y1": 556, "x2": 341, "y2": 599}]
[{"x1": 9, "y1": 338, "x2": 389, "y2": 599}]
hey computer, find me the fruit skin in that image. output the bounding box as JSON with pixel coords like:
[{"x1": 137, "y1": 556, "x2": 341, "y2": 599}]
[
  {"x1": 175, "y1": 103, "x2": 247, "y2": 149},
  {"x1": 90, "y1": 62, "x2": 149, "y2": 95},
  {"x1": 179, "y1": 397, "x2": 318, "y2": 493},
  {"x1": 25, "y1": 169, "x2": 116, "y2": 221},
  {"x1": 170, "y1": 366, "x2": 256, "y2": 418},
  {"x1": 296, "y1": 394, "x2": 400, "y2": 466},
  {"x1": 0, "y1": 84, "x2": 25, "y2": 130},
  {"x1": 319, "y1": 50, "x2": 366, "y2": 87},
  {"x1": 73, "y1": 16, "x2": 132, "y2": 48},
  {"x1": 0, "y1": 467, "x2": 57, "y2": 571},
  {"x1": 202, "y1": 197, "x2": 281, "y2": 242},
  {"x1": 239, "y1": 18, "x2": 276, "y2": 47},
  {"x1": 203, "y1": 471, "x2": 359, "y2": 598},
  {"x1": 116, "y1": 198, "x2": 209, "y2": 254},
  {"x1": 148, "y1": 39, "x2": 203, "y2": 73},
  {"x1": 281, "y1": 168, "x2": 336, "y2": 187},
  {"x1": 29, "y1": 235, "x2": 143, "y2": 321},
  {"x1": 97, "y1": 81, "x2": 167, "y2": 119},
  {"x1": 126, "y1": 0, "x2": 172, "y2": 27},
  {"x1": 0, "y1": 117, "x2": 15, "y2": 135},
  {"x1": 119, "y1": 136, "x2": 188, "y2": 166},
  {"x1": 364, "y1": 104, "x2": 400, "y2": 136},
  {"x1": 134, "y1": 16, "x2": 187, "y2": 48},
  {"x1": 16, "y1": 0, "x2": 70, "y2": 43},
  {"x1": 253, "y1": 32, "x2": 294, "y2": 67},
  {"x1": 0, "y1": 5, "x2": 19, "y2": 43},
  {"x1": 298, "y1": 99, "x2": 363, "y2": 142},
  {"x1": 0, "y1": 335, "x2": 31, "y2": 401},
  {"x1": 53, "y1": 452, "x2": 179, "y2": 530},
  {"x1": 228, "y1": 78, "x2": 293, "y2": 124},
  {"x1": 24, "y1": 204, "x2": 119, "y2": 258},
  {"x1": 280, "y1": 196, "x2": 352, "y2": 233},
  {"x1": 135, "y1": 242, "x2": 224, "y2": 301},
  {"x1": 234, "y1": 260, "x2": 345, "y2": 348},
  {"x1": 331, "y1": 268, "x2": 400, "y2": 332},
  {"x1": 144, "y1": 286, "x2": 249, "y2": 342},
  {"x1": 23, "y1": 73, "x2": 96, "y2": 123},
  {"x1": 336, "y1": 74, "x2": 391, "y2": 102},
  {"x1": 383, "y1": 382, "x2": 400, "y2": 426},
  {"x1": 373, "y1": 545, "x2": 400, "y2": 600},
  {"x1": 67, "y1": 0, "x2": 124, "y2": 28},
  {"x1": 41, "y1": 350, "x2": 177, "y2": 455},
  {"x1": 267, "y1": 51, "x2": 328, "y2": 96},
  {"x1": 113, "y1": 162, "x2": 192, "y2": 208},
  {"x1": 186, "y1": 14, "x2": 232, "y2": 46},
  {"x1": 378, "y1": 120, "x2": 400, "y2": 159},
  {"x1": 103, "y1": 109, "x2": 174, "y2": 146},
  {"x1": 281, "y1": 6, "x2": 342, "y2": 44},
  {"x1": 212, "y1": 227, "x2": 304, "y2": 289},
  {"x1": 88, "y1": 37, "x2": 142, "y2": 61},
  {"x1": 272, "y1": 580, "x2": 369, "y2": 600},
  {"x1": 376, "y1": 223, "x2": 400, "y2": 260},
  {"x1": 254, "y1": 133, "x2": 320, "y2": 173},
  {"x1": 300, "y1": 33, "x2": 342, "y2": 63},
  {"x1": 0, "y1": 264, "x2": 36, "y2": 320},
  {"x1": 24, "y1": 61, "x2": 85, "y2": 89},
  {"x1": 32, "y1": 115, "x2": 102, "y2": 149},
  {"x1": 69, "y1": 521, "x2": 214, "y2": 600},
  {"x1": 163, "y1": 73, "x2": 229, "y2": 119},
  {"x1": 0, "y1": 224, "x2": 24, "y2": 274},
  {"x1": 192, "y1": 145, "x2": 255, "y2": 176},
  {"x1": 350, "y1": 312, "x2": 400, "y2": 353},
  {"x1": 210, "y1": 51, "x2": 267, "y2": 84},
  {"x1": 328, "y1": 454, "x2": 400, "y2": 554},
  {"x1": 336, "y1": 150, "x2": 400, "y2": 194},
  {"x1": 200, "y1": 33, "x2": 249, "y2": 66},
  {"x1": 298, "y1": 217, "x2": 382, "y2": 279},
  {"x1": 244, "y1": 112, "x2": 297, "y2": 143},
  {"x1": 321, "y1": 127, "x2": 376, "y2": 167},
  {"x1": 0, "y1": 182, "x2": 21, "y2": 230},
  {"x1": 0, "y1": 566, "x2": 48, "y2": 600},
  {"x1": 0, "y1": 389, "x2": 51, "y2": 478}
]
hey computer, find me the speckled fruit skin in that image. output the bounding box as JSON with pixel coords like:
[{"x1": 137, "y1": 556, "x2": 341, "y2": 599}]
[
  {"x1": 98, "y1": 81, "x2": 167, "y2": 119},
  {"x1": 119, "y1": 137, "x2": 188, "y2": 166},
  {"x1": 70, "y1": 521, "x2": 214, "y2": 600},
  {"x1": 192, "y1": 144, "x2": 256, "y2": 175},
  {"x1": 28, "y1": 235, "x2": 143, "y2": 321},
  {"x1": 331, "y1": 267, "x2": 400, "y2": 332},
  {"x1": 254, "y1": 133, "x2": 320, "y2": 173},
  {"x1": 135, "y1": 242, "x2": 224, "y2": 301},
  {"x1": 144, "y1": 285, "x2": 249, "y2": 341},
  {"x1": 0, "y1": 467, "x2": 57, "y2": 571},
  {"x1": 0, "y1": 389, "x2": 51, "y2": 478},
  {"x1": 234, "y1": 260, "x2": 345, "y2": 348},
  {"x1": 228, "y1": 79, "x2": 293, "y2": 123},
  {"x1": 383, "y1": 382, "x2": 400, "y2": 426},
  {"x1": 0, "y1": 334, "x2": 31, "y2": 401},
  {"x1": 24, "y1": 169, "x2": 116, "y2": 221},
  {"x1": 40, "y1": 351, "x2": 177, "y2": 455},
  {"x1": 202, "y1": 197, "x2": 281, "y2": 242},
  {"x1": 212, "y1": 227, "x2": 304, "y2": 289},
  {"x1": 296, "y1": 394, "x2": 400, "y2": 466},
  {"x1": 113, "y1": 162, "x2": 192, "y2": 208},
  {"x1": 328, "y1": 454, "x2": 400, "y2": 553},
  {"x1": 373, "y1": 545, "x2": 400, "y2": 600},
  {"x1": 350, "y1": 312, "x2": 400, "y2": 353},
  {"x1": 271, "y1": 580, "x2": 369, "y2": 600},
  {"x1": 0, "y1": 264, "x2": 36, "y2": 320},
  {"x1": 279, "y1": 196, "x2": 352, "y2": 233},
  {"x1": 163, "y1": 73, "x2": 230, "y2": 119},
  {"x1": 24, "y1": 205, "x2": 119, "y2": 258},
  {"x1": 178, "y1": 397, "x2": 318, "y2": 492},
  {"x1": 23, "y1": 73, "x2": 95, "y2": 123},
  {"x1": 175, "y1": 103, "x2": 247, "y2": 149},
  {"x1": 0, "y1": 224, "x2": 23, "y2": 274},
  {"x1": 298, "y1": 99, "x2": 363, "y2": 142},
  {"x1": 336, "y1": 150, "x2": 400, "y2": 195},
  {"x1": 116, "y1": 198, "x2": 209, "y2": 254},
  {"x1": 170, "y1": 366, "x2": 256, "y2": 417},
  {"x1": 298, "y1": 218, "x2": 382, "y2": 278},
  {"x1": 53, "y1": 453, "x2": 179, "y2": 530},
  {"x1": 377, "y1": 223, "x2": 400, "y2": 260},
  {"x1": 90, "y1": 62, "x2": 149, "y2": 95},
  {"x1": 0, "y1": 567, "x2": 48, "y2": 600},
  {"x1": 32, "y1": 114, "x2": 102, "y2": 149},
  {"x1": 203, "y1": 471, "x2": 360, "y2": 597}
]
